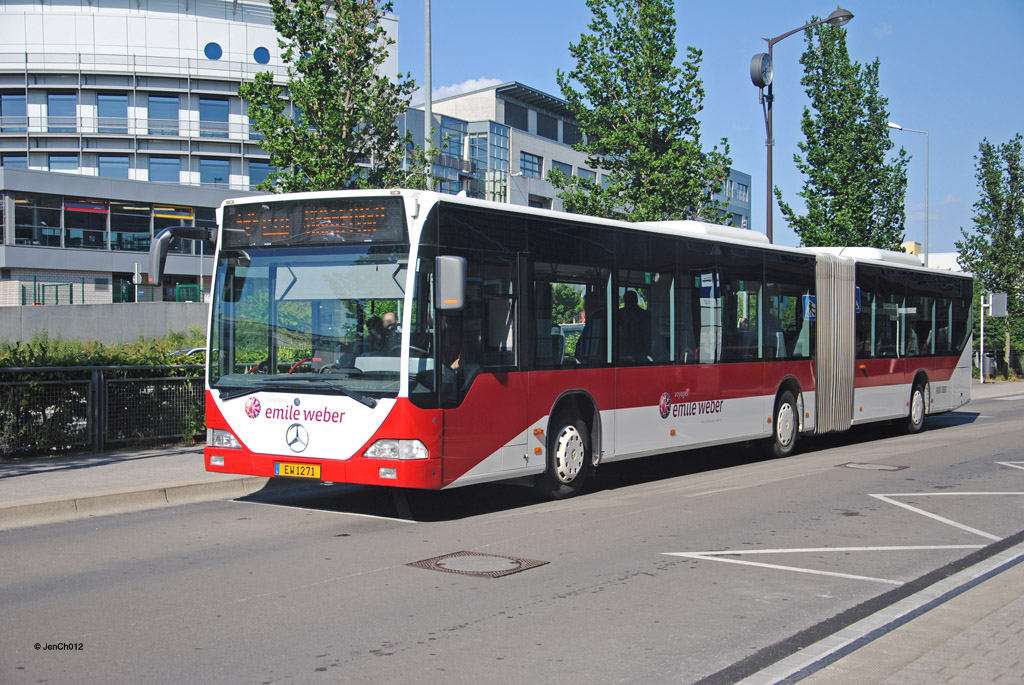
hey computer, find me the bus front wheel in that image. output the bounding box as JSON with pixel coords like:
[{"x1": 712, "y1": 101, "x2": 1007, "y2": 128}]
[
  {"x1": 769, "y1": 391, "x2": 799, "y2": 458},
  {"x1": 534, "y1": 417, "x2": 591, "y2": 500}
]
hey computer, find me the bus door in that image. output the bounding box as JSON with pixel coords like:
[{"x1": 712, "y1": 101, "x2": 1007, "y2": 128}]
[{"x1": 437, "y1": 254, "x2": 530, "y2": 485}]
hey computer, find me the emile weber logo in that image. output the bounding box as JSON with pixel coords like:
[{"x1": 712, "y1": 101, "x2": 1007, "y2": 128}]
[{"x1": 659, "y1": 390, "x2": 724, "y2": 419}]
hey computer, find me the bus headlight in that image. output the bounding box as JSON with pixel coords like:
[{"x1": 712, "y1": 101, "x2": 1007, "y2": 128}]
[
  {"x1": 208, "y1": 428, "x2": 241, "y2": 449},
  {"x1": 364, "y1": 439, "x2": 428, "y2": 460}
]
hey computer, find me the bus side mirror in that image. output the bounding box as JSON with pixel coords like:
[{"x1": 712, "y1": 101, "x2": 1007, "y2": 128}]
[
  {"x1": 149, "y1": 226, "x2": 216, "y2": 287},
  {"x1": 435, "y1": 255, "x2": 466, "y2": 310}
]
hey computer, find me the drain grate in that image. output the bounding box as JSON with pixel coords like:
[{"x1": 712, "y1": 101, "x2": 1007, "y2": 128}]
[
  {"x1": 838, "y1": 462, "x2": 908, "y2": 471},
  {"x1": 407, "y1": 550, "x2": 549, "y2": 578}
]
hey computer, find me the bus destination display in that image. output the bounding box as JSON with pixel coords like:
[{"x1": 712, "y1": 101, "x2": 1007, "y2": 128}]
[{"x1": 222, "y1": 197, "x2": 405, "y2": 247}]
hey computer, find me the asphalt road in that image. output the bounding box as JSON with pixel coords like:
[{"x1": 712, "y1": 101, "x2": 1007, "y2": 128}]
[{"x1": 2, "y1": 393, "x2": 1023, "y2": 684}]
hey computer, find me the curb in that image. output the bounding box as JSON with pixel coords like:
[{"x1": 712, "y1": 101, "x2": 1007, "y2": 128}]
[{"x1": 0, "y1": 476, "x2": 271, "y2": 531}]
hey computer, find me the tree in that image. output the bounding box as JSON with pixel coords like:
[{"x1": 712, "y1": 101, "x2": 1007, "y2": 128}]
[
  {"x1": 552, "y1": 284, "x2": 583, "y2": 325},
  {"x1": 776, "y1": 20, "x2": 908, "y2": 249},
  {"x1": 551, "y1": 0, "x2": 731, "y2": 223},
  {"x1": 240, "y1": 0, "x2": 432, "y2": 192},
  {"x1": 957, "y1": 134, "x2": 1024, "y2": 376}
]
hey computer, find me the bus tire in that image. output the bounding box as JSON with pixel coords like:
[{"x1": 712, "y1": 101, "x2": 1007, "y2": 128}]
[
  {"x1": 769, "y1": 391, "x2": 799, "y2": 458},
  {"x1": 906, "y1": 383, "x2": 926, "y2": 434},
  {"x1": 534, "y1": 417, "x2": 590, "y2": 500}
]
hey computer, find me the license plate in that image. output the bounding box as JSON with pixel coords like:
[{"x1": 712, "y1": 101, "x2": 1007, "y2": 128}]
[{"x1": 275, "y1": 462, "x2": 321, "y2": 479}]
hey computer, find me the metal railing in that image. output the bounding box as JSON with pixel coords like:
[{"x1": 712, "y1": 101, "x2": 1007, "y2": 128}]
[
  {"x1": 0, "y1": 114, "x2": 262, "y2": 141},
  {"x1": 0, "y1": 365, "x2": 205, "y2": 458}
]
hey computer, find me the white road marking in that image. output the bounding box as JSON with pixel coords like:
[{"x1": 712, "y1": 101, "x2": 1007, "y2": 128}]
[
  {"x1": 664, "y1": 546, "x2": 983, "y2": 586},
  {"x1": 682, "y1": 545, "x2": 984, "y2": 556},
  {"x1": 997, "y1": 461, "x2": 1024, "y2": 471},
  {"x1": 992, "y1": 394, "x2": 1024, "y2": 401},
  {"x1": 869, "y1": 492, "x2": 1024, "y2": 542}
]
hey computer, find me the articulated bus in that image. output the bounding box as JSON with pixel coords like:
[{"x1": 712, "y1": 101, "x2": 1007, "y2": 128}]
[{"x1": 151, "y1": 189, "x2": 973, "y2": 499}]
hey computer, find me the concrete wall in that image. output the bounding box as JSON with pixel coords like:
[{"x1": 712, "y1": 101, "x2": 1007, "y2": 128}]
[{"x1": 0, "y1": 302, "x2": 209, "y2": 344}]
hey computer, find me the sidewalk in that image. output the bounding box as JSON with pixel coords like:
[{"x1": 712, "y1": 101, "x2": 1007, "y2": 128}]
[
  {"x1": 741, "y1": 537, "x2": 1024, "y2": 684},
  {"x1": 0, "y1": 444, "x2": 272, "y2": 530}
]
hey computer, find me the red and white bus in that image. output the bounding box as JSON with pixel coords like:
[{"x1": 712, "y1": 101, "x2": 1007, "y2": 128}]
[{"x1": 151, "y1": 189, "x2": 973, "y2": 498}]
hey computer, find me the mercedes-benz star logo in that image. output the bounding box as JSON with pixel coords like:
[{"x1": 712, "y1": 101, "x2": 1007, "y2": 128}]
[{"x1": 285, "y1": 423, "x2": 309, "y2": 453}]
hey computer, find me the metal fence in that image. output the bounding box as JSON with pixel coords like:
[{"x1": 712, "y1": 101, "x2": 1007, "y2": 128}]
[{"x1": 0, "y1": 366, "x2": 204, "y2": 458}]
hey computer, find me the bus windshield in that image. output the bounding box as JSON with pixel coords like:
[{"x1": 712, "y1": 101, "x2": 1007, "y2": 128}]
[{"x1": 209, "y1": 244, "x2": 422, "y2": 400}]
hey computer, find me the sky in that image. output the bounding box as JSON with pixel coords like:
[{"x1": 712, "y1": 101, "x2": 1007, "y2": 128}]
[{"x1": 388, "y1": 0, "x2": 1024, "y2": 256}]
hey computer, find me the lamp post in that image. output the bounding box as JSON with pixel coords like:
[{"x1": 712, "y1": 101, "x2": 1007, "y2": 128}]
[
  {"x1": 888, "y1": 121, "x2": 929, "y2": 267},
  {"x1": 750, "y1": 8, "x2": 854, "y2": 243}
]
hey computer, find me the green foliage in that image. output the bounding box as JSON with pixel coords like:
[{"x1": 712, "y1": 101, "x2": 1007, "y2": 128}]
[
  {"x1": 776, "y1": 20, "x2": 908, "y2": 249},
  {"x1": 0, "y1": 329, "x2": 208, "y2": 458},
  {"x1": 959, "y1": 134, "x2": 1024, "y2": 373},
  {"x1": 239, "y1": 0, "x2": 435, "y2": 192},
  {"x1": 552, "y1": 0, "x2": 731, "y2": 222},
  {"x1": 0, "y1": 328, "x2": 207, "y2": 369},
  {"x1": 551, "y1": 284, "x2": 583, "y2": 326}
]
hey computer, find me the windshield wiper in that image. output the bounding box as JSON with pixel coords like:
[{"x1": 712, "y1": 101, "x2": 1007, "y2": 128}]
[
  {"x1": 218, "y1": 377, "x2": 378, "y2": 408},
  {"x1": 218, "y1": 386, "x2": 261, "y2": 401}
]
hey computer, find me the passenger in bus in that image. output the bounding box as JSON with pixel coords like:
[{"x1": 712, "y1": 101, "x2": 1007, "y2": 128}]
[
  {"x1": 355, "y1": 316, "x2": 387, "y2": 356},
  {"x1": 439, "y1": 314, "x2": 480, "y2": 403},
  {"x1": 618, "y1": 289, "x2": 650, "y2": 362},
  {"x1": 382, "y1": 311, "x2": 401, "y2": 351},
  {"x1": 577, "y1": 291, "x2": 606, "y2": 363}
]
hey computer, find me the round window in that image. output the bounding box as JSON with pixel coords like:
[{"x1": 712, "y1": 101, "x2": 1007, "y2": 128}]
[
  {"x1": 204, "y1": 42, "x2": 223, "y2": 60},
  {"x1": 253, "y1": 47, "x2": 271, "y2": 65}
]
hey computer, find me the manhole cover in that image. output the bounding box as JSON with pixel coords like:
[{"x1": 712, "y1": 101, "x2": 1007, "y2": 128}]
[
  {"x1": 838, "y1": 462, "x2": 907, "y2": 471},
  {"x1": 407, "y1": 551, "x2": 549, "y2": 578}
]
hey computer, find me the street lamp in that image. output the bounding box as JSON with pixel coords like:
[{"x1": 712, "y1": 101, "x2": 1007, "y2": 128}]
[
  {"x1": 751, "y1": 8, "x2": 854, "y2": 243},
  {"x1": 888, "y1": 121, "x2": 930, "y2": 267}
]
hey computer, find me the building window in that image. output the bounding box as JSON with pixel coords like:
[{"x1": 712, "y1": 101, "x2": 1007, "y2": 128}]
[
  {"x1": 1, "y1": 92, "x2": 27, "y2": 133},
  {"x1": 149, "y1": 156, "x2": 180, "y2": 183},
  {"x1": 504, "y1": 101, "x2": 528, "y2": 132},
  {"x1": 2, "y1": 155, "x2": 28, "y2": 168},
  {"x1": 489, "y1": 122, "x2": 509, "y2": 173},
  {"x1": 736, "y1": 183, "x2": 749, "y2": 203},
  {"x1": 97, "y1": 93, "x2": 128, "y2": 134},
  {"x1": 248, "y1": 160, "x2": 272, "y2": 187},
  {"x1": 537, "y1": 113, "x2": 558, "y2": 141},
  {"x1": 49, "y1": 154, "x2": 78, "y2": 173},
  {"x1": 64, "y1": 198, "x2": 108, "y2": 250},
  {"x1": 440, "y1": 116, "x2": 467, "y2": 158},
  {"x1": 204, "y1": 42, "x2": 223, "y2": 60},
  {"x1": 98, "y1": 155, "x2": 130, "y2": 179},
  {"x1": 154, "y1": 205, "x2": 195, "y2": 255},
  {"x1": 148, "y1": 95, "x2": 179, "y2": 136},
  {"x1": 199, "y1": 97, "x2": 229, "y2": 138},
  {"x1": 110, "y1": 201, "x2": 151, "y2": 251},
  {"x1": 253, "y1": 47, "x2": 271, "y2": 65},
  {"x1": 520, "y1": 152, "x2": 542, "y2": 179},
  {"x1": 551, "y1": 160, "x2": 572, "y2": 178},
  {"x1": 563, "y1": 122, "x2": 582, "y2": 146},
  {"x1": 47, "y1": 92, "x2": 77, "y2": 133},
  {"x1": 200, "y1": 158, "x2": 230, "y2": 186},
  {"x1": 577, "y1": 168, "x2": 596, "y2": 182},
  {"x1": 14, "y1": 193, "x2": 62, "y2": 246}
]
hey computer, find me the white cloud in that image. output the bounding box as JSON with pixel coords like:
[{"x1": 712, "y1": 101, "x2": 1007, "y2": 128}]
[
  {"x1": 412, "y1": 77, "x2": 505, "y2": 105},
  {"x1": 872, "y1": 23, "x2": 894, "y2": 38},
  {"x1": 433, "y1": 77, "x2": 505, "y2": 101}
]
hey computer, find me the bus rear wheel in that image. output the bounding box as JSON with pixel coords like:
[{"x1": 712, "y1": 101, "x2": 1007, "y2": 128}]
[
  {"x1": 769, "y1": 391, "x2": 799, "y2": 458},
  {"x1": 906, "y1": 383, "x2": 926, "y2": 434},
  {"x1": 534, "y1": 417, "x2": 591, "y2": 500}
]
